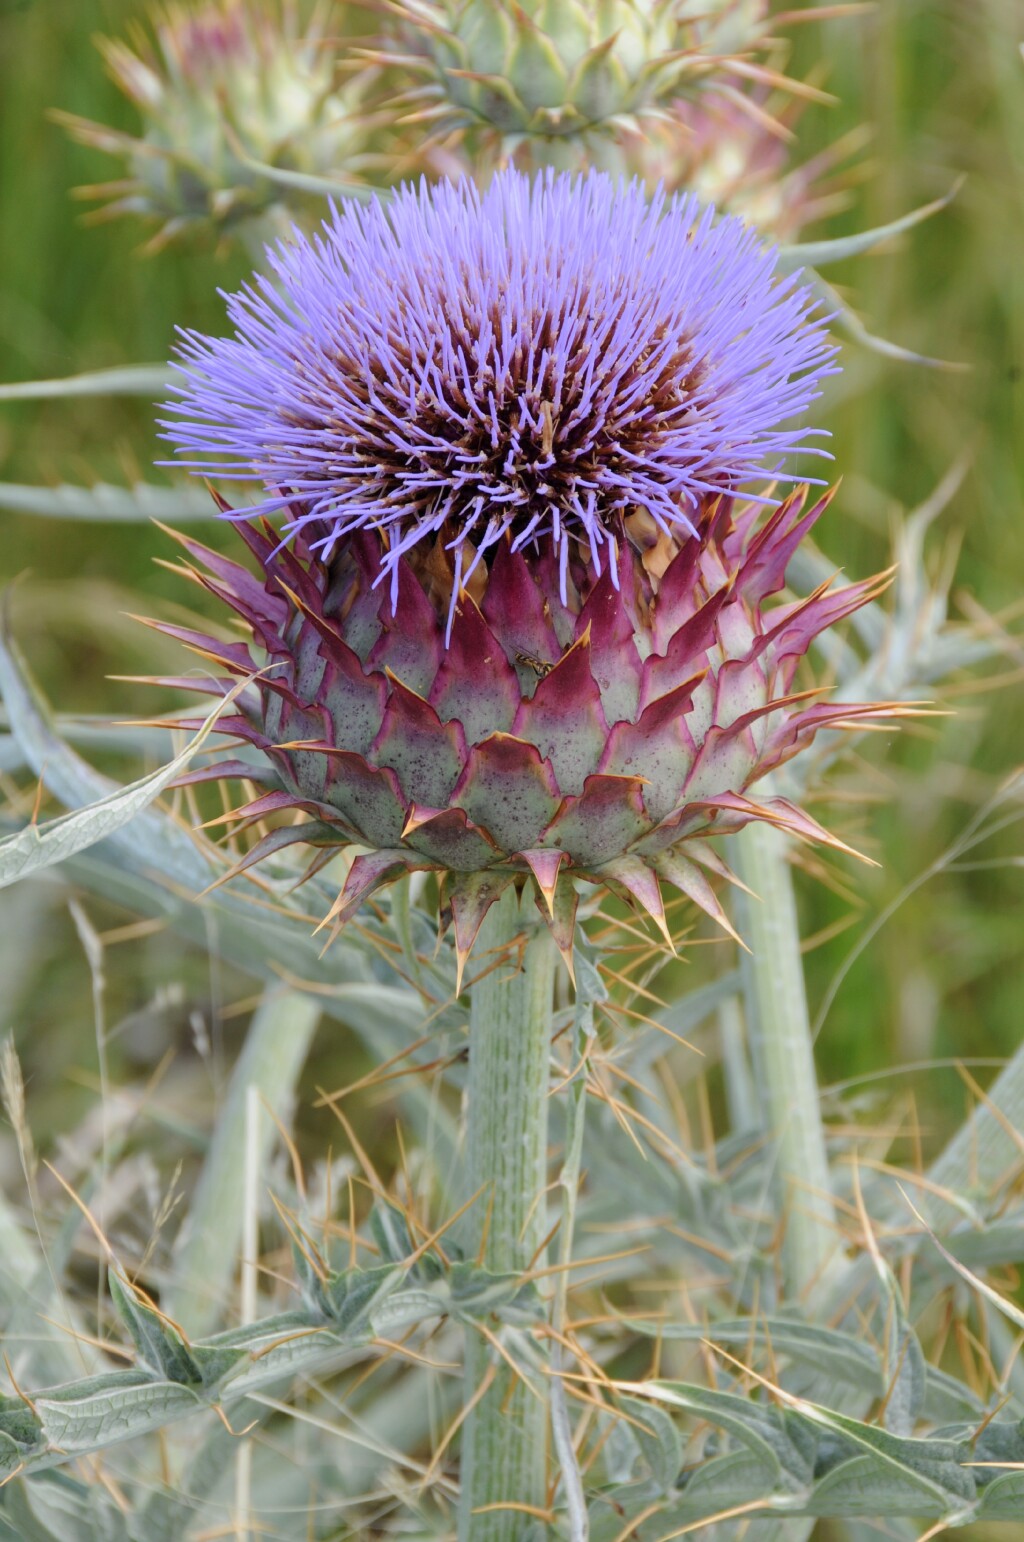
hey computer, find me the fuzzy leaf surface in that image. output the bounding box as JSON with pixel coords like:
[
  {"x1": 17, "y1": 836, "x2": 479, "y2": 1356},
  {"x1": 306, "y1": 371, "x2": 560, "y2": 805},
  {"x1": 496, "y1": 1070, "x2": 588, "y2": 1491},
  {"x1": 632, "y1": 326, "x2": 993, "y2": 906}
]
[{"x1": 0, "y1": 695, "x2": 226, "y2": 889}]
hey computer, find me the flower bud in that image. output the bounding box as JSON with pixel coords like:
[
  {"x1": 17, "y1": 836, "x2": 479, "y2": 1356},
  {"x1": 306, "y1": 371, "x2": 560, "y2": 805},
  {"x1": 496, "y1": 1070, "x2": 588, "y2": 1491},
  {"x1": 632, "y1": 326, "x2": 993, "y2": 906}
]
[
  {"x1": 58, "y1": 0, "x2": 370, "y2": 250},
  {"x1": 390, "y1": 0, "x2": 772, "y2": 152}
]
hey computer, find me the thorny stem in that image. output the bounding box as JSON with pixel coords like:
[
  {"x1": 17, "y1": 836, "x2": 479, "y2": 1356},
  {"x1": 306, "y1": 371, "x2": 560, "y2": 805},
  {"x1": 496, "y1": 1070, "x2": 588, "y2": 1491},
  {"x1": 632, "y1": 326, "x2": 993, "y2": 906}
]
[
  {"x1": 458, "y1": 886, "x2": 557, "y2": 1542},
  {"x1": 734, "y1": 822, "x2": 838, "y2": 1300}
]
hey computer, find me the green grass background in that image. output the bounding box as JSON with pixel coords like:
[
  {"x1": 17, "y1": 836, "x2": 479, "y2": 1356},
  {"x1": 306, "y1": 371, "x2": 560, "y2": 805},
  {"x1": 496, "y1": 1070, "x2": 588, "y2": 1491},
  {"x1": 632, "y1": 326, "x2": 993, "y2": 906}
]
[{"x1": 0, "y1": 0, "x2": 1021, "y2": 1146}]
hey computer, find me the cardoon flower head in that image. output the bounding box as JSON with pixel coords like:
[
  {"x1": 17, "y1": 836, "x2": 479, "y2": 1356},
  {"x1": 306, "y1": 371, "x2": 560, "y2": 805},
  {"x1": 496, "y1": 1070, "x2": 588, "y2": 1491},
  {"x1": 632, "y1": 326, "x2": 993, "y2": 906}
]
[
  {"x1": 156, "y1": 171, "x2": 895, "y2": 975},
  {"x1": 165, "y1": 169, "x2": 836, "y2": 619}
]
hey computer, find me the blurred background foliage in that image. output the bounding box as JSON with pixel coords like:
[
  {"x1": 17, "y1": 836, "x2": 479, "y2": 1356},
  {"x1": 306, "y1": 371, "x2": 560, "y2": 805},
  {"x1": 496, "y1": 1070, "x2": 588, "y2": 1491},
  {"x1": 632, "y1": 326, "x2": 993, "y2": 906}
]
[{"x1": 0, "y1": 0, "x2": 1021, "y2": 1159}]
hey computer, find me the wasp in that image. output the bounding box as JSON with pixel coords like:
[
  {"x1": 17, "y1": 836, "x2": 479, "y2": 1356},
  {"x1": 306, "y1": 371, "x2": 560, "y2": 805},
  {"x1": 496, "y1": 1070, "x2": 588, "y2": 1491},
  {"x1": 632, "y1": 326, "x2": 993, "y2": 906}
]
[{"x1": 515, "y1": 650, "x2": 555, "y2": 678}]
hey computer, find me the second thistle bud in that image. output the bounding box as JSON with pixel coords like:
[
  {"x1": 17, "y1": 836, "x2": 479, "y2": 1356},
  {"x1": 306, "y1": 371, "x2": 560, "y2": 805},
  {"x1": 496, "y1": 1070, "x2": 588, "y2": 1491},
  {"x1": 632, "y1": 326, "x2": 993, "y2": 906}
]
[
  {"x1": 58, "y1": 0, "x2": 372, "y2": 250},
  {"x1": 392, "y1": 0, "x2": 771, "y2": 151}
]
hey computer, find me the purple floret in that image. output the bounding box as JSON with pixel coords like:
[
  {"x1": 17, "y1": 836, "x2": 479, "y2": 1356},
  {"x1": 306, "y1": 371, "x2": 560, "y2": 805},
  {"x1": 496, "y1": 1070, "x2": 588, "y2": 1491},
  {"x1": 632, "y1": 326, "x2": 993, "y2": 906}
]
[{"x1": 162, "y1": 168, "x2": 837, "y2": 616}]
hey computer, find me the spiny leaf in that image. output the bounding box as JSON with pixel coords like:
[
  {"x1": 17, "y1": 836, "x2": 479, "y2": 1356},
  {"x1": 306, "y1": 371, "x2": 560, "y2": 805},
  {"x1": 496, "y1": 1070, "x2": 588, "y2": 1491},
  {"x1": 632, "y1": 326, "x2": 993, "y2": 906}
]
[
  {"x1": 618, "y1": 1393, "x2": 683, "y2": 1493},
  {"x1": 809, "y1": 270, "x2": 967, "y2": 370},
  {"x1": 0, "y1": 364, "x2": 171, "y2": 402},
  {"x1": 979, "y1": 1470, "x2": 1024, "y2": 1520},
  {"x1": 0, "y1": 625, "x2": 437, "y2": 1045},
  {"x1": 235, "y1": 154, "x2": 377, "y2": 202},
  {"x1": 447, "y1": 1261, "x2": 528, "y2": 1321},
  {"x1": 0, "y1": 480, "x2": 216, "y2": 522},
  {"x1": 0, "y1": 690, "x2": 230, "y2": 890},
  {"x1": 324, "y1": 1264, "x2": 404, "y2": 1332},
  {"x1": 34, "y1": 1377, "x2": 203, "y2": 1454},
  {"x1": 109, "y1": 1269, "x2": 204, "y2": 1386},
  {"x1": 622, "y1": 1315, "x2": 884, "y2": 1397},
  {"x1": 777, "y1": 180, "x2": 963, "y2": 272}
]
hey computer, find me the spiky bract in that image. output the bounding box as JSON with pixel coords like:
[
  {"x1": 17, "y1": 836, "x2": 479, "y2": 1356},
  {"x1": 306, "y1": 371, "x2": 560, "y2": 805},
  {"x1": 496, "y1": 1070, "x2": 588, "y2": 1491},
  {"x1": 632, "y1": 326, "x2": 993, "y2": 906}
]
[
  {"x1": 57, "y1": 0, "x2": 370, "y2": 249},
  {"x1": 630, "y1": 91, "x2": 870, "y2": 244},
  {"x1": 160, "y1": 487, "x2": 891, "y2": 975},
  {"x1": 163, "y1": 170, "x2": 836, "y2": 619},
  {"x1": 387, "y1": 0, "x2": 771, "y2": 149}
]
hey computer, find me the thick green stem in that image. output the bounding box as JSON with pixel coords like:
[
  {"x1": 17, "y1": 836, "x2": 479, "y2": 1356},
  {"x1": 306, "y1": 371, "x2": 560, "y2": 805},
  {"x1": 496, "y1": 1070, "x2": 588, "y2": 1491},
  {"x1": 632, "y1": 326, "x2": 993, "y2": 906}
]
[
  {"x1": 458, "y1": 887, "x2": 557, "y2": 1542},
  {"x1": 734, "y1": 822, "x2": 837, "y2": 1300}
]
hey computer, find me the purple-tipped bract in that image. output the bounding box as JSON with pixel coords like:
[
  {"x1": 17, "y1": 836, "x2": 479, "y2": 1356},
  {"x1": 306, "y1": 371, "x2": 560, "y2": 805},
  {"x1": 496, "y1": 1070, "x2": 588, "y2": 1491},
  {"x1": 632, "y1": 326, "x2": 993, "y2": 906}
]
[
  {"x1": 156, "y1": 486, "x2": 900, "y2": 980},
  {"x1": 163, "y1": 169, "x2": 836, "y2": 612}
]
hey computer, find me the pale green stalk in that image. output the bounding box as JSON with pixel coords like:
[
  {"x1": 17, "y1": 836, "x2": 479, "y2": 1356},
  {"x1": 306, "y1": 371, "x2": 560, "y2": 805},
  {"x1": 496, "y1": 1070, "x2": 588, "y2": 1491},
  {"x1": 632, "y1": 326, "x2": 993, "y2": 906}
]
[
  {"x1": 458, "y1": 887, "x2": 557, "y2": 1542},
  {"x1": 734, "y1": 821, "x2": 837, "y2": 1299},
  {"x1": 167, "y1": 986, "x2": 321, "y2": 1336}
]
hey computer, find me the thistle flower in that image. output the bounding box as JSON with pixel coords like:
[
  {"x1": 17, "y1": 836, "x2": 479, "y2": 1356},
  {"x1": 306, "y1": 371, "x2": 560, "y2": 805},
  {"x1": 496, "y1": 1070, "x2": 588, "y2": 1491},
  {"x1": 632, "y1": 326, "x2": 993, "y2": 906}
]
[
  {"x1": 56, "y1": 0, "x2": 371, "y2": 250},
  {"x1": 159, "y1": 170, "x2": 894, "y2": 974},
  {"x1": 382, "y1": 0, "x2": 773, "y2": 152},
  {"x1": 165, "y1": 171, "x2": 835, "y2": 616}
]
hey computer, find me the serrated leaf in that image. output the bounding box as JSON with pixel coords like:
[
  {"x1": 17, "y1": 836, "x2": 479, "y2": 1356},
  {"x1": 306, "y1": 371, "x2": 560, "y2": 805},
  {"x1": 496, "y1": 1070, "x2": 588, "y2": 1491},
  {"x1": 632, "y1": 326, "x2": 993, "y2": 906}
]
[
  {"x1": 220, "y1": 1327, "x2": 363, "y2": 1397},
  {"x1": 629, "y1": 1381, "x2": 976, "y2": 1514},
  {"x1": 35, "y1": 1379, "x2": 203, "y2": 1452},
  {"x1": 922, "y1": 1364, "x2": 986, "y2": 1423},
  {"x1": 0, "y1": 690, "x2": 229, "y2": 890},
  {"x1": 0, "y1": 480, "x2": 216, "y2": 522},
  {"x1": 0, "y1": 1427, "x2": 33, "y2": 1476},
  {"x1": 0, "y1": 1398, "x2": 42, "y2": 1447},
  {"x1": 796, "y1": 1406, "x2": 975, "y2": 1511},
  {"x1": 619, "y1": 1382, "x2": 810, "y2": 1489},
  {"x1": 325, "y1": 1264, "x2": 403, "y2": 1332},
  {"x1": 369, "y1": 1287, "x2": 447, "y2": 1336},
  {"x1": 187, "y1": 1345, "x2": 248, "y2": 1388},
  {"x1": 370, "y1": 1199, "x2": 418, "y2": 1268},
  {"x1": 622, "y1": 1316, "x2": 884, "y2": 1399},
  {"x1": 977, "y1": 1469, "x2": 1024, "y2": 1519},
  {"x1": 4, "y1": 1284, "x2": 453, "y2": 1480},
  {"x1": 803, "y1": 1453, "x2": 969, "y2": 1519},
  {"x1": 447, "y1": 1261, "x2": 524, "y2": 1319},
  {"x1": 0, "y1": 365, "x2": 171, "y2": 402},
  {"x1": 588, "y1": 1451, "x2": 786, "y2": 1542},
  {"x1": 108, "y1": 1268, "x2": 204, "y2": 1387},
  {"x1": 619, "y1": 1394, "x2": 683, "y2": 1493}
]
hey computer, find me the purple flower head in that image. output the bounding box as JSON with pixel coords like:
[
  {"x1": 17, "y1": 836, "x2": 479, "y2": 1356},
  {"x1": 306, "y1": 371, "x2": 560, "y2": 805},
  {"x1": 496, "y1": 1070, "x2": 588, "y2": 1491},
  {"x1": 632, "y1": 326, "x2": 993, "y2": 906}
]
[{"x1": 162, "y1": 168, "x2": 837, "y2": 624}]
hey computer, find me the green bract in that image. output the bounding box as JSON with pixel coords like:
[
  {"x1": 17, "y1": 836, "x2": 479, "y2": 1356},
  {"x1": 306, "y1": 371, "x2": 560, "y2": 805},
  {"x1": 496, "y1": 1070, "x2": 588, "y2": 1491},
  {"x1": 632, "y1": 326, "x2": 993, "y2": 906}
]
[{"x1": 395, "y1": 0, "x2": 771, "y2": 145}]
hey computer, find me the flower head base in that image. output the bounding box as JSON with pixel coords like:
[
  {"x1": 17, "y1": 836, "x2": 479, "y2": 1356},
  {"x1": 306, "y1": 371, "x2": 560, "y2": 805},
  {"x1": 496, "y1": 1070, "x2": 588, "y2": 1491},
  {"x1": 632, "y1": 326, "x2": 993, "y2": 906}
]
[
  {"x1": 158, "y1": 487, "x2": 895, "y2": 981},
  {"x1": 164, "y1": 170, "x2": 836, "y2": 624},
  {"x1": 57, "y1": 0, "x2": 370, "y2": 249}
]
